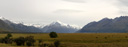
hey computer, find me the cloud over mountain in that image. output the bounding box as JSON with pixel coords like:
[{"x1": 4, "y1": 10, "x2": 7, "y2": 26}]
[{"x1": 63, "y1": 0, "x2": 86, "y2": 3}]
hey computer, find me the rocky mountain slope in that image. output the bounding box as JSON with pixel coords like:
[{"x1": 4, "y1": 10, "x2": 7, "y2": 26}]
[
  {"x1": 78, "y1": 16, "x2": 128, "y2": 33},
  {"x1": 0, "y1": 17, "x2": 80, "y2": 33},
  {"x1": 42, "y1": 21, "x2": 80, "y2": 33}
]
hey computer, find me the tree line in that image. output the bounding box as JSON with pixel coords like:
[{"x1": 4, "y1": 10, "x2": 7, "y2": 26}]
[{"x1": 0, "y1": 32, "x2": 61, "y2": 47}]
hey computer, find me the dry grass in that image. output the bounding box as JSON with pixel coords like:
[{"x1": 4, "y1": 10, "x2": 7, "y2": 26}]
[{"x1": 0, "y1": 33, "x2": 128, "y2": 47}]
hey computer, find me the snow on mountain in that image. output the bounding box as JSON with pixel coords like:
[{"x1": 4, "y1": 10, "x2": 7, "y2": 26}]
[
  {"x1": 0, "y1": 16, "x2": 81, "y2": 33},
  {"x1": 50, "y1": 21, "x2": 81, "y2": 29},
  {"x1": 0, "y1": 16, "x2": 43, "y2": 33},
  {"x1": 42, "y1": 21, "x2": 81, "y2": 33},
  {"x1": 0, "y1": 16, "x2": 6, "y2": 20},
  {"x1": 0, "y1": 16, "x2": 44, "y2": 28},
  {"x1": 23, "y1": 24, "x2": 45, "y2": 28}
]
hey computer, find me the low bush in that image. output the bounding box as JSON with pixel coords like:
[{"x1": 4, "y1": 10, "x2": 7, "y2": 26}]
[
  {"x1": 49, "y1": 32, "x2": 58, "y2": 38},
  {"x1": 14, "y1": 37, "x2": 26, "y2": 46}
]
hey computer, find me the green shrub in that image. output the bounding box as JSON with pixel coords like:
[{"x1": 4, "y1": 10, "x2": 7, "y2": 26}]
[
  {"x1": 49, "y1": 32, "x2": 58, "y2": 38},
  {"x1": 7, "y1": 33, "x2": 12, "y2": 38},
  {"x1": 4, "y1": 38, "x2": 13, "y2": 44},
  {"x1": 14, "y1": 37, "x2": 26, "y2": 46},
  {"x1": 25, "y1": 36, "x2": 36, "y2": 46},
  {"x1": 54, "y1": 41, "x2": 60, "y2": 47},
  {"x1": 1, "y1": 33, "x2": 13, "y2": 44}
]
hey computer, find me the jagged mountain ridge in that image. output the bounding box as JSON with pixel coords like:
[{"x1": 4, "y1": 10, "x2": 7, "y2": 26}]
[
  {"x1": 0, "y1": 16, "x2": 43, "y2": 33},
  {"x1": 78, "y1": 16, "x2": 128, "y2": 33},
  {"x1": 42, "y1": 21, "x2": 80, "y2": 33},
  {"x1": 0, "y1": 16, "x2": 80, "y2": 33}
]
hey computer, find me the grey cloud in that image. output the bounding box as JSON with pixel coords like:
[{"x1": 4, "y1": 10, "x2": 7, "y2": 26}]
[
  {"x1": 119, "y1": 10, "x2": 128, "y2": 15},
  {"x1": 63, "y1": 0, "x2": 86, "y2": 3},
  {"x1": 118, "y1": 0, "x2": 128, "y2": 6},
  {"x1": 53, "y1": 9, "x2": 83, "y2": 14},
  {"x1": 116, "y1": 0, "x2": 128, "y2": 15}
]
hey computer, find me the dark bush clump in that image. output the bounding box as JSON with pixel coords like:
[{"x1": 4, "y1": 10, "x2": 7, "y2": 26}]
[
  {"x1": 7, "y1": 33, "x2": 12, "y2": 38},
  {"x1": 54, "y1": 41, "x2": 60, "y2": 47},
  {"x1": 49, "y1": 32, "x2": 58, "y2": 38},
  {"x1": 25, "y1": 36, "x2": 36, "y2": 46},
  {"x1": 14, "y1": 37, "x2": 26, "y2": 46},
  {"x1": 104, "y1": 37, "x2": 107, "y2": 39},
  {"x1": 1, "y1": 33, "x2": 13, "y2": 44}
]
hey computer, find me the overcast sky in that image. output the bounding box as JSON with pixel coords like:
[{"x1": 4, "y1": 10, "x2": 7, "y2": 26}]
[{"x1": 0, "y1": 0, "x2": 128, "y2": 27}]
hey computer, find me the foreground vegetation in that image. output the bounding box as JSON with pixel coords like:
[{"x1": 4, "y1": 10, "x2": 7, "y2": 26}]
[{"x1": 0, "y1": 33, "x2": 128, "y2": 47}]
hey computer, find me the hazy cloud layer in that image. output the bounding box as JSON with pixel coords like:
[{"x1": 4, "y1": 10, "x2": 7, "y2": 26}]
[
  {"x1": 53, "y1": 9, "x2": 83, "y2": 14},
  {"x1": 118, "y1": 0, "x2": 128, "y2": 6},
  {"x1": 0, "y1": 0, "x2": 127, "y2": 27},
  {"x1": 117, "y1": 0, "x2": 128, "y2": 15},
  {"x1": 63, "y1": 0, "x2": 86, "y2": 3}
]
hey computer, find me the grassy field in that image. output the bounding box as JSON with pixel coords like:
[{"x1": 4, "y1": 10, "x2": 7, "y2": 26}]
[{"x1": 0, "y1": 33, "x2": 128, "y2": 47}]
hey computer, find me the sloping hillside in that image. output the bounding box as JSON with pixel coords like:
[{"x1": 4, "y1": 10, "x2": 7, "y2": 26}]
[{"x1": 78, "y1": 16, "x2": 128, "y2": 33}]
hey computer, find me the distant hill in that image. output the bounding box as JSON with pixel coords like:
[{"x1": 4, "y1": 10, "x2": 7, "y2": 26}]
[
  {"x1": 78, "y1": 16, "x2": 128, "y2": 33},
  {"x1": 0, "y1": 17, "x2": 43, "y2": 33},
  {"x1": 41, "y1": 21, "x2": 80, "y2": 33}
]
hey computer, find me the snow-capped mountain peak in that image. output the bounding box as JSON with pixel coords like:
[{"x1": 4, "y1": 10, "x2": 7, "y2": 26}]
[
  {"x1": 49, "y1": 20, "x2": 80, "y2": 28},
  {"x1": 42, "y1": 21, "x2": 81, "y2": 33},
  {"x1": 0, "y1": 16, "x2": 81, "y2": 33},
  {"x1": 0, "y1": 16, "x2": 6, "y2": 20},
  {"x1": 50, "y1": 20, "x2": 66, "y2": 26}
]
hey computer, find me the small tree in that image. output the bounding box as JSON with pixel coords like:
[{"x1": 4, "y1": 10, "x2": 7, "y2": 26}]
[
  {"x1": 54, "y1": 41, "x2": 60, "y2": 47},
  {"x1": 25, "y1": 36, "x2": 36, "y2": 46},
  {"x1": 3, "y1": 33, "x2": 13, "y2": 44},
  {"x1": 4, "y1": 37, "x2": 13, "y2": 44},
  {"x1": 7, "y1": 33, "x2": 12, "y2": 38},
  {"x1": 14, "y1": 37, "x2": 26, "y2": 46},
  {"x1": 49, "y1": 32, "x2": 58, "y2": 38}
]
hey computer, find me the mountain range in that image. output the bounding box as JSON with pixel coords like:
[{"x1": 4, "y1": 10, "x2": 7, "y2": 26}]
[
  {"x1": 78, "y1": 16, "x2": 128, "y2": 33},
  {"x1": 1, "y1": 16, "x2": 128, "y2": 33},
  {"x1": 42, "y1": 21, "x2": 80, "y2": 33},
  {"x1": 0, "y1": 17, "x2": 43, "y2": 33},
  {"x1": 0, "y1": 17, "x2": 80, "y2": 33}
]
